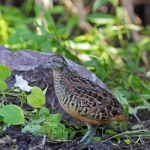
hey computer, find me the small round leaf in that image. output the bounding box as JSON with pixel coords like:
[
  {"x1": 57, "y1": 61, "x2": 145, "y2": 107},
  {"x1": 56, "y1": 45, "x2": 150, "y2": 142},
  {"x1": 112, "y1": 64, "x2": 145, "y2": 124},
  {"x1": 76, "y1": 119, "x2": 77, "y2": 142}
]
[
  {"x1": 0, "y1": 79, "x2": 7, "y2": 91},
  {"x1": 27, "y1": 87, "x2": 45, "y2": 108},
  {"x1": 0, "y1": 64, "x2": 11, "y2": 80},
  {"x1": 0, "y1": 104, "x2": 25, "y2": 125}
]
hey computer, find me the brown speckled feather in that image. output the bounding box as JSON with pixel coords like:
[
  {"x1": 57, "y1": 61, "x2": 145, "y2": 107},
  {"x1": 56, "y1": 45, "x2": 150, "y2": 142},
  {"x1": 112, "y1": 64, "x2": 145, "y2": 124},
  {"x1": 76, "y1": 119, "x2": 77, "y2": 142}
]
[{"x1": 53, "y1": 67, "x2": 125, "y2": 125}]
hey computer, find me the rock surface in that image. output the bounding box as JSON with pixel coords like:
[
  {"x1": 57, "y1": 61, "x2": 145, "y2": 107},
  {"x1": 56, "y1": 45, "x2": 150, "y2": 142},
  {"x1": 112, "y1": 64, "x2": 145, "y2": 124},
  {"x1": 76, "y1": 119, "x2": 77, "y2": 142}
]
[{"x1": 0, "y1": 45, "x2": 108, "y2": 87}]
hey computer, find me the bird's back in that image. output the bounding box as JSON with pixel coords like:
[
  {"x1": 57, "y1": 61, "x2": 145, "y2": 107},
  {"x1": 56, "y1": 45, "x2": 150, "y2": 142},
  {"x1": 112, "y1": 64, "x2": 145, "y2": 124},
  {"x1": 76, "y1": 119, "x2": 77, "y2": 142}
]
[{"x1": 53, "y1": 68, "x2": 126, "y2": 126}]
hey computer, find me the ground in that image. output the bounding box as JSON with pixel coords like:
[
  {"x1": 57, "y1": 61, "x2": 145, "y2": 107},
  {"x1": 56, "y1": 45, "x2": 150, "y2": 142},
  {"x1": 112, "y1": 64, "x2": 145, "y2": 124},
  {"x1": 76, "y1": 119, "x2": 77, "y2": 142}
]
[{"x1": 0, "y1": 109, "x2": 150, "y2": 150}]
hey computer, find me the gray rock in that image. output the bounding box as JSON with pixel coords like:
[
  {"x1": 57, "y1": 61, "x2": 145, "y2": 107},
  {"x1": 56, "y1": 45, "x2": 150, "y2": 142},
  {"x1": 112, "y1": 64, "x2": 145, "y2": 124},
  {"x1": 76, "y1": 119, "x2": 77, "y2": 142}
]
[{"x1": 0, "y1": 45, "x2": 108, "y2": 88}]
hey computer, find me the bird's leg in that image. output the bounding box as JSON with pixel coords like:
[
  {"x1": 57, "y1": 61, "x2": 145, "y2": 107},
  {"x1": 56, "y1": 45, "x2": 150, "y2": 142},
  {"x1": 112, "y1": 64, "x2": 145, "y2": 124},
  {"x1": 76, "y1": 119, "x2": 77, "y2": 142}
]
[
  {"x1": 84, "y1": 126, "x2": 97, "y2": 144},
  {"x1": 80, "y1": 125, "x2": 93, "y2": 143},
  {"x1": 80, "y1": 125, "x2": 97, "y2": 144}
]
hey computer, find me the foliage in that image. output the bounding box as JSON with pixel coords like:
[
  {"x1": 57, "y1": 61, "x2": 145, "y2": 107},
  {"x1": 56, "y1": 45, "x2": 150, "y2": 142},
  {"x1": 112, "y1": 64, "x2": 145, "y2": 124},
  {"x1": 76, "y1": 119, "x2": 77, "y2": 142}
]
[
  {"x1": 27, "y1": 87, "x2": 45, "y2": 108},
  {"x1": 0, "y1": 64, "x2": 11, "y2": 91},
  {"x1": 0, "y1": 68, "x2": 73, "y2": 140},
  {"x1": 0, "y1": 0, "x2": 150, "y2": 145},
  {"x1": 0, "y1": 104, "x2": 25, "y2": 125},
  {"x1": 22, "y1": 108, "x2": 70, "y2": 140}
]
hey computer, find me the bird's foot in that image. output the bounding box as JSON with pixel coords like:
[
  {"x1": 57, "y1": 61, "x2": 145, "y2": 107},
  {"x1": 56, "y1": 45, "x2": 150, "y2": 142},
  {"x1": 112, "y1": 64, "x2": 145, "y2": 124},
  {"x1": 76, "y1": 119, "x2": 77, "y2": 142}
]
[{"x1": 79, "y1": 126, "x2": 97, "y2": 144}]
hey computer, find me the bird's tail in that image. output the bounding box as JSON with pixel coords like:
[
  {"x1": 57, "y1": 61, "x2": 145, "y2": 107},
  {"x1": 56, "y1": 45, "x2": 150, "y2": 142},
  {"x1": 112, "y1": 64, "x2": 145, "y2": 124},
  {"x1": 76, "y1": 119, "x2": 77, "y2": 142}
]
[{"x1": 110, "y1": 114, "x2": 127, "y2": 122}]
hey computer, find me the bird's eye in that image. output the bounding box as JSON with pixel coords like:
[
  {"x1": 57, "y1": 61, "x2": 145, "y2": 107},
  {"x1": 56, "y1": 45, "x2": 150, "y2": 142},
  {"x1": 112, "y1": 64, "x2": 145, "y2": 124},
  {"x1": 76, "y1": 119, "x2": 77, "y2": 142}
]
[{"x1": 53, "y1": 59, "x2": 56, "y2": 62}]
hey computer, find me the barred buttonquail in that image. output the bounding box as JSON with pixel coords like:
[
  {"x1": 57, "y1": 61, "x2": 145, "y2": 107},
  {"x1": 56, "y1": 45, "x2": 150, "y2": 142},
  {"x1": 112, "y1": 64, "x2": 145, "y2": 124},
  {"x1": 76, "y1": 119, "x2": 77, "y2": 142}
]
[{"x1": 42, "y1": 55, "x2": 126, "y2": 144}]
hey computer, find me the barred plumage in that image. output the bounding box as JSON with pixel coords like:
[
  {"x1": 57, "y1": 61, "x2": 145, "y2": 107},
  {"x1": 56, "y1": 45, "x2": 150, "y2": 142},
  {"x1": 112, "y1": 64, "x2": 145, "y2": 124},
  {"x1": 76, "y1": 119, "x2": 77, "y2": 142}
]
[{"x1": 42, "y1": 55, "x2": 126, "y2": 144}]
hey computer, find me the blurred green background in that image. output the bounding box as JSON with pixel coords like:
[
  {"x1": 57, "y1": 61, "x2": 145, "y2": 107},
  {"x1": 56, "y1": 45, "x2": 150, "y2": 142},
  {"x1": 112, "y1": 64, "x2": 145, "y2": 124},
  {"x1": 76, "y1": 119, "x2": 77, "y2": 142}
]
[{"x1": 0, "y1": 0, "x2": 150, "y2": 116}]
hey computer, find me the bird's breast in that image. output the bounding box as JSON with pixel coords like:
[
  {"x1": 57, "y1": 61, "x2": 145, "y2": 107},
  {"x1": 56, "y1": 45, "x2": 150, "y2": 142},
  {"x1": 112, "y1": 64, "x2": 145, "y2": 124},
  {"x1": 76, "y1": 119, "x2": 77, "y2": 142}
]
[{"x1": 53, "y1": 77, "x2": 76, "y2": 111}]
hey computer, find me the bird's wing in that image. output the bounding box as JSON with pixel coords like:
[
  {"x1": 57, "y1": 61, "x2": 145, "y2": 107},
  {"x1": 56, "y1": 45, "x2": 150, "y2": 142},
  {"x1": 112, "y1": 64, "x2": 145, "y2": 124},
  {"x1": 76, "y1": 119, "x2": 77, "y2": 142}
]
[
  {"x1": 64, "y1": 70, "x2": 125, "y2": 121},
  {"x1": 71, "y1": 85, "x2": 123, "y2": 120},
  {"x1": 65, "y1": 70, "x2": 123, "y2": 119}
]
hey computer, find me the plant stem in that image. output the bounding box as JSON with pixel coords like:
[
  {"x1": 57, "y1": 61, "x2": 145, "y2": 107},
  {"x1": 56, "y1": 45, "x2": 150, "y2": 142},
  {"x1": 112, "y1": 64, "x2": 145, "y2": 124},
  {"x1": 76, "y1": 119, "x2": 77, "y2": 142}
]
[
  {"x1": 0, "y1": 92, "x2": 19, "y2": 97},
  {"x1": 101, "y1": 129, "x2": 150, "y2": 142}
]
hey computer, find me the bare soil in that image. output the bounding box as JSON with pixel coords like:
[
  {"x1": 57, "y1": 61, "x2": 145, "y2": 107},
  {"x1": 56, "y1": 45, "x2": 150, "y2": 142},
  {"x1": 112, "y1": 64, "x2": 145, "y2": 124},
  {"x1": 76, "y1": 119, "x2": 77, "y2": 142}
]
[{"x1": 0, "y1": 109, "x2": 150, "y2": 150}]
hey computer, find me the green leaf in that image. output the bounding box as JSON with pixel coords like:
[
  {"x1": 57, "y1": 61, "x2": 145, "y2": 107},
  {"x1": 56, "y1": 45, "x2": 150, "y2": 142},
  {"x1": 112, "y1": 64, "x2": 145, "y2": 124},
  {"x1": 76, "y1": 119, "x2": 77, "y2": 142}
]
[
  {"x1": 109, "y1": 0, "x2": 119, "y2": 6},
  {"x1": 50, "y1": 5, "x2": 65, "y2": 14},
  {"x1": 129, "y1": 106, "x2": 139, "y2": 115},
  {"x1": 92, "y1": 136, "x2": 102, "y2": 143},
  {"x1": 0, "y1": 79, "x2": 7, "y2": 91},
  {"x1": 31, "y1": 118, "x2": 46, "y2": 124},
  {"x1": 0, "y1": 64, "x2": 11, "y2": 80},
  {"x1": 42, "y1": 122, "x2": 68, "y2": 140},
  {"x1": 87, "y1": 13, "x2": 115, "y2": 25},
  {"x1": 112, "y1": 87, "x2": 129, "y2": 116},
  {"x1": 45, "y1": 113, "x2": 62, "y2": 123},
  {"x1": 39, "y1": 107, "x2": 49, "y2": 116},
  {"x1": 124, "y1": 139, "x2": 131, "y2": 145},
  {"x1": 127, "y1": 75, "x2": 141, "y2": 89},
  {"x1": 131, "y1": 124, "x2": 143, "y2": 130},
  {"x1": 144, "y1": 100, "x2": 150, "y2": 111},
  {"x1": 0, "y1": 104, "x2": 25, "y2": 125},
  {"x1": 106, "y1": 129, "x2": 117, "y2": 135},
  {"x1": 22, "y1": 124, "x2": 43, "y2": 135},
  {"x1": 27, "y1": 87, "x2": 45, "y2": 108}
]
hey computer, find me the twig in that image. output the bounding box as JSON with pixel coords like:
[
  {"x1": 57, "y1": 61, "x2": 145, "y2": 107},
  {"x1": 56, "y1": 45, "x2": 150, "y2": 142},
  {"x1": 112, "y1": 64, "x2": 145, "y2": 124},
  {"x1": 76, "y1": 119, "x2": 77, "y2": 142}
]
[
  {"x1": 29, "y1": 135, "x2": 48, "y2": 150},
  {"x1": 1, "y1": 91, "x2": 7, "y2": 103},
  {"x1": 0, "y1": 92, "x2": 19, "y2": 97},
  {"x1": 101, "y1": 129, "x2": 150, "y2": 143},
  {"x1": 41, "y1": 135, "x2": 46, "y2": 149}
]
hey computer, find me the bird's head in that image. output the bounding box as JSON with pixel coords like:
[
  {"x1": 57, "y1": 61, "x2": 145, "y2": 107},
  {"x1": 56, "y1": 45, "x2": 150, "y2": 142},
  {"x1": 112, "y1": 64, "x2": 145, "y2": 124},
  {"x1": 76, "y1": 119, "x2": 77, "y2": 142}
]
[{"x1": 41, "y1": 55, "x2": 68, "y2": 70}]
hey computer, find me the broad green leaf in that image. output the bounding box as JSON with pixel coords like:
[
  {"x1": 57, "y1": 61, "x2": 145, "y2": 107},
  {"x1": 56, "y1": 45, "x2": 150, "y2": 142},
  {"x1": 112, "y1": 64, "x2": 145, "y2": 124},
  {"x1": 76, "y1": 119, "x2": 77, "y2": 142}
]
[
  {"x1": 31, "y1": 118, "x2": 46, "y2": 124},
  {"x1": 27, "y1": 87, "x2": 45, "y2": 108},
  {"x1": 0, "y1": 116, "x2": 3, "y2": 122},
  {"x1": 87, "y1": 13, "x2": 115, "y2": 25},
  {"x1": 0, "y1": 104, "x2": 25, "y2": 125},
  {"x1": 109, "y1": 0, "x2": 119, "y2": 6},
  {"x1": 0, "y1": 79, "x2": 7, "y2": 91},
  {"x1": 112, "y1": 88, "x2": 128, "y2": 105},
  {"x1": 0, "y1": 64, "x2": 11, "y2": 80}
]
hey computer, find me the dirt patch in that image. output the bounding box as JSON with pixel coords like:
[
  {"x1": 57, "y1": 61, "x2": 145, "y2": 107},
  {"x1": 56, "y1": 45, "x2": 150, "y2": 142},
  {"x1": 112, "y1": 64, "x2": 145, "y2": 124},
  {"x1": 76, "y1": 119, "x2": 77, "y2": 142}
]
[
  {"x1": 1, "y1": 126, "x2": 112, "y2": 150},
  {"x1": 1, "y1": 112, "x2": 150, "y2": 150}
]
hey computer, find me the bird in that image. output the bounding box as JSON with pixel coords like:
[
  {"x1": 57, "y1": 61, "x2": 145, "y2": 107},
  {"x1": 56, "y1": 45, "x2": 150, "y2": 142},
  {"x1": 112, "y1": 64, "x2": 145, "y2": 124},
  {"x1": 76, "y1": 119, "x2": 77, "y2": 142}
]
[{"x1": 41, "y1": 55, "x2": 126, "y2": 144}]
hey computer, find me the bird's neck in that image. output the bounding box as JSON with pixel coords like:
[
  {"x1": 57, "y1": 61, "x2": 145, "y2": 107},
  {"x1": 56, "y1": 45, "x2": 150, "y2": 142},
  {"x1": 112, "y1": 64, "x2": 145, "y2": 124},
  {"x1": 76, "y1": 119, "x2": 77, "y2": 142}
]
[
  {"x1": 52, "y1": 69, "x2": 64, "y2": 80},
  {"x1": 52, "y1": 68, "x2": 71, "y2": 92},
  {"x1": 52, "y1": 68, "x2": 68, "y2": 104}
]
